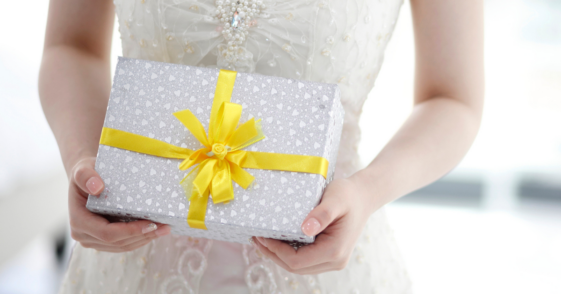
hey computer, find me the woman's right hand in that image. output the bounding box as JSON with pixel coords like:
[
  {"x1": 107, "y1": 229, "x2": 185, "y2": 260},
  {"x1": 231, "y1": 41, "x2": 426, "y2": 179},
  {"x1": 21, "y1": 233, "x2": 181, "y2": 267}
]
[{"x1": 68, "y1": 157, "x2": 171, "y2": 252}]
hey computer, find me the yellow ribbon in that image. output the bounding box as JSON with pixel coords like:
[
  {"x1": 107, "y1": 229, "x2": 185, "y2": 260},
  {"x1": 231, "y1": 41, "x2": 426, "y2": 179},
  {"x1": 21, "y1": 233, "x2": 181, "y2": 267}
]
[{"x1": 100, "y1": 69, "x2": 329, "y2": 229}]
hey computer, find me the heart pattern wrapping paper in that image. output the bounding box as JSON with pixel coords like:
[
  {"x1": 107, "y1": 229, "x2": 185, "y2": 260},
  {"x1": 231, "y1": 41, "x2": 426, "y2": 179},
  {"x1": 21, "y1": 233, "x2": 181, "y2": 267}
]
[{"x1": 87, "y1": 57, "x2": 344, "y2": 244}]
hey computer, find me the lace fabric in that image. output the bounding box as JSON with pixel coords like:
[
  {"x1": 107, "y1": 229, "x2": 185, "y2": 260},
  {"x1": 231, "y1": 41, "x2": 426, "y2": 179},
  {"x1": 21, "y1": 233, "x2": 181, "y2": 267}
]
[{"x1": 59, "y1": 0, "x2": 412, "y2": 293}]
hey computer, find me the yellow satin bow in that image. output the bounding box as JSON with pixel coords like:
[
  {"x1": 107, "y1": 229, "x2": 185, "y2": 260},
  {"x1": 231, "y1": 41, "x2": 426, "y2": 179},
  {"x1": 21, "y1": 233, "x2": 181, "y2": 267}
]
[{"x1": 100, "y1": 69, "x2": 329, "y2": 230}]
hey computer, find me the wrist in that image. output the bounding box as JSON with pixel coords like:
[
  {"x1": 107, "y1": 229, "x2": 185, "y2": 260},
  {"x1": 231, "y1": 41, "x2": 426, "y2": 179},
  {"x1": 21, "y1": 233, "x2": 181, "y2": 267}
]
[
  {"x1": 348, "y1": 168, "x2": 388, "y2": 214},
  {"x1": 61, "y1": 144, "x2": 98, "y2": 176}
]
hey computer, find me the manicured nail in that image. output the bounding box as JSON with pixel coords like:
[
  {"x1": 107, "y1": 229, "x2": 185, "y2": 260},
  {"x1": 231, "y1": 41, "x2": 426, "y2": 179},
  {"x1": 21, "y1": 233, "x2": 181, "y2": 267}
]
[
  {"x1": 155, "y1": 225, "x2": 170, "y2": 237},
  {"x1": 86, "y1": 177, "x2": 103, "y2": 194},
  {"x1": 142, "y1": 223, "x2": 158, "y2": 234},
  {"x1": 257, "y1": 237, "x2": 268, "y2": 248},
  {"x1": 301, "y1": 218, "x2": 321, "y2": 236}
]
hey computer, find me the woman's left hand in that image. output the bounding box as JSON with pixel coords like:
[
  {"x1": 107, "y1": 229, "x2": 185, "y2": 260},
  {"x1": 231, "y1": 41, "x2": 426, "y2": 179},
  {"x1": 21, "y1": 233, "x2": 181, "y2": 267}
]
[{"x1": 253, "y1": 174, "x2": 376, "y2": 275}]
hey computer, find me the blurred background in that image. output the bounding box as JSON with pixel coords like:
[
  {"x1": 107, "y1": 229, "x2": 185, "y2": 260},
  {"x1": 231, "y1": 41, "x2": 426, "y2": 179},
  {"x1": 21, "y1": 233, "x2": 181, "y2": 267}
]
[{"x1": 1, "y1": 0, "x2": 560, "y2": 293}]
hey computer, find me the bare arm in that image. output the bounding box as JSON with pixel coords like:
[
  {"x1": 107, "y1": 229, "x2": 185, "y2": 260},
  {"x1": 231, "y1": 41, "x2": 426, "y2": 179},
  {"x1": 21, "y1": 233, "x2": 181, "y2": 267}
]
[
  {"x1": 356, "y1": 0, "x2": 485, "y2": 210},
  {"x1": 39, "y1": 0, "x2": 114, "y2": 173},
  {"x1": 254, "y1": 0, "x2": 484, "y2": 274},
  {"x1": 40, "y1": 0, "x2": 169, "y2": 252}
]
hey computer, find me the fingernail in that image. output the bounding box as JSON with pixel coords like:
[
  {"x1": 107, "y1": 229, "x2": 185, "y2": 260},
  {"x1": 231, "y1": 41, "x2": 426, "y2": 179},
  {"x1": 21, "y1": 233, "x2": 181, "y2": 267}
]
[
  {"x1": 142, "y1": 223, "x2": 158, "y2": 234},
  {"x1": 155, "y1": 225, "x2": 170, "y2": 237},
  {"x1": 257, "y1": 237, "x2": 268, "y2": 248},
  {"x1": 86, "y1": 177, "x2": 103, "y2": 194},
  {"x1": 301, "y1": 218, "x2": 321, "y2": 237}
]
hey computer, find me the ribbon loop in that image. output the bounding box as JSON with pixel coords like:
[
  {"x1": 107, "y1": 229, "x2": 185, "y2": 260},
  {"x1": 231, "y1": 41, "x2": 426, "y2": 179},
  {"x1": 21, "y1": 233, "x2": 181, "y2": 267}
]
[
  {"x1": 214, "y1": 102, "x2": 243, "y2": 144},
  {"x1": 179, "y1": 149, "x2": 209, "y2": 171},
  {"x1": 228, "y1": 118, "x2": 262, "y2": 150},
  {"x1": 173, "y1": 110, "x2": 210, "y2": 148},
  {"x1": 209, "y1": 70, "x2": 237, "y2": 143}
]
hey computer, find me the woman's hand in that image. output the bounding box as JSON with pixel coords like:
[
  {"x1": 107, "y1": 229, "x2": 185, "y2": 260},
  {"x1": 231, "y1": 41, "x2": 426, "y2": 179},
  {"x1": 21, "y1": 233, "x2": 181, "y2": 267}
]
[
  {"x1": 68, "y1": 157, "x2": 171, "y2": 252},
  {"x1": 252, "y1": 174, "x2": 375, "y2": 275}
]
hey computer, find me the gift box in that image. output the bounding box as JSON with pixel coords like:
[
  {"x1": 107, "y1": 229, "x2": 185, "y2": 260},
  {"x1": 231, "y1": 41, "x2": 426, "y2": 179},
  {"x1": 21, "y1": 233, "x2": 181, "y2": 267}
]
[{"x1": 86, "y1": 57, "x2": 344, "y2": 244}]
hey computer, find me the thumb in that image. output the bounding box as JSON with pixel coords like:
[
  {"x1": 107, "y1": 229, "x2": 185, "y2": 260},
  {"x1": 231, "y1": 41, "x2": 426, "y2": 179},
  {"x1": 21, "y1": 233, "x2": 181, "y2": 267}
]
[
  {"x1": 301, "y1": 189, "x2": 344, "y2": 237},
  {"x1": 72, "y1": 157, "x2": 105, "y2": 196}
]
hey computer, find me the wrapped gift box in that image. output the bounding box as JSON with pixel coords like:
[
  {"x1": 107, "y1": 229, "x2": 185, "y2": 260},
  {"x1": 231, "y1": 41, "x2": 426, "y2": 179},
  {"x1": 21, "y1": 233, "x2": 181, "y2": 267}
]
[{"x1": 87, "y1": 57, "x2": 344, "y2": 244}]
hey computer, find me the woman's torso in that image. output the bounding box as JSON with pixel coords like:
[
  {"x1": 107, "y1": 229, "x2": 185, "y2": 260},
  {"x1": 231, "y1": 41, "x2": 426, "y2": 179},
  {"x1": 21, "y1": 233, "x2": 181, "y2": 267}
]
[
  {"x1": 59, "y1": 0, "x2": 412, "y2": 293},
  {"x1": 115, "y1": 0, "x2": 404, "y2": 176}
]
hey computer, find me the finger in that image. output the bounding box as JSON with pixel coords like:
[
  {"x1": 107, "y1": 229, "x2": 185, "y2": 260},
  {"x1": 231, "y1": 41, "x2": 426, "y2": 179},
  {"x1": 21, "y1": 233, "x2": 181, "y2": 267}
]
[
  {"x1": 69, "y1": 185, "x2": 112, "y2": 234},
  {"x1": 257, "y1": 232, "x2": 341, "y2": 269},
  {"x1": 72, "y1": 216, "x2": 169, "y2": 245},
  {"x1": 278, "y1": 260, "x2": 341, "y2": 275},
  {"x1": 79, "y1": 226, "x2": 164, "y2": 249},
  {"x1": 72, "y1": 157, "x2": 104, "y2": 196},
  {"x1": 142, "y1": 223, "x2": 171, "y2": 239},
  {"x1": 77, "y1": 234, "x2": 145, "y2": 248},
  {"x1": 97, "y1": 221, "x2": 170, "y2": 242},
  {"x1": 70, "y1": 229, "x2": 94, "y2": 243},
  {"x1": 301, "y1": 188, "x2": 347, "y2": 237},
  {"x1": 255, "y1": 237, "x2": 305, "y2": 268},
  {"x1": 90, "y1": 220, "x2": 170, "y2": 244},
  {"x1": 81, "y1": 236, "x2": 154, "y2": 253},
  {"x1": 69, "y1": 188, "x2": 170, "y2": 246},
  {"x1": 253, "y1": 237, "x2": 344, "y2": 274},
  {"x1": 82, "y1": 233, "x2": 157, "y2": 252},
  {"x1": 252, "y1": 237, "x2": 294, "y2": 272},
  {"x1": 88, "y1": 223, "x2": 166, "y2": 245},
  {"x1": 287, "y1": 262, "x2": 343, "y2": 275},
  {"x1": 120, "y1": 236, "x2": 161, "y2": 251},
  {"x1": 69, "y1": 176, "x2": 171, "y2": 245}
]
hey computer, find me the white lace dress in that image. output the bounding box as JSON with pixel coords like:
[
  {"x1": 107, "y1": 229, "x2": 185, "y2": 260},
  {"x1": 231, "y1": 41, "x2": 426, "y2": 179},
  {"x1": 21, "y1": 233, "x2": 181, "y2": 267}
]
[{"x1": 59, "y1": 0, "x2": 412, "y2": 293}]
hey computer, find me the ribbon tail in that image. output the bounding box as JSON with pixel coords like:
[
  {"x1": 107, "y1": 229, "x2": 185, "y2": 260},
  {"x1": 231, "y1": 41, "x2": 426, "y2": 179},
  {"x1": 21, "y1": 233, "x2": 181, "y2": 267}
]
[
  {"x1": 187, "y1": 189, "x2": 209, "y2": 230},
  {"x1": 229, "y1": 161, "x2": 255, "y2": 189},
  {"x1": 210, "y1": 161, "x2": 234, "y2": 204},
  {"x1": 192, "y1": 159, "x2": 217, "y2": 197},
  {"x1": 181, "y1": 164, "x2": 210, "y2": 230}
]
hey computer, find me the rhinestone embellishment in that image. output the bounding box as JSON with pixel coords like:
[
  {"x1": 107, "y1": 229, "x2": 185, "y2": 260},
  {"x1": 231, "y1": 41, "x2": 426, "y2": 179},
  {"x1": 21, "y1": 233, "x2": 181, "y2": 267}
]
[
  {"x1": 214, "y1": 0, "x2": 265, "y2": 69},
  {"x1": 215, "y1": 0, "x2": 264, "y2": 48},
  {"x1": 231, "y1": 11, "x2": 242, "y2": 29}
]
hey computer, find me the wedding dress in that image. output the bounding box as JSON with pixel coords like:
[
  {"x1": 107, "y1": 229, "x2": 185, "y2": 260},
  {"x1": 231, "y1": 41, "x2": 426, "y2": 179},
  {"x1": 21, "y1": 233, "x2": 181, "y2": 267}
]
[{"x1": 59, "y1": 0, "x2": 412, "y2": 293}]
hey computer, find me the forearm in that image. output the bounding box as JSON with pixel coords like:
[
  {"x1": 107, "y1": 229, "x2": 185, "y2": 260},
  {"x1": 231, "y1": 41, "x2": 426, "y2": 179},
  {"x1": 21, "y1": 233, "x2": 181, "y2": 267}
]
[
  {"x1": 355, "y1": 96, "x2": 482, "y2": 212},
  {"x1": 39, "y1": 46, "x2": 111, "y2": 174}
]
